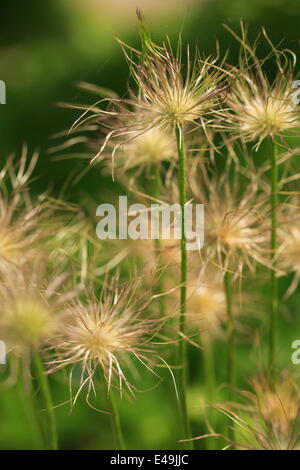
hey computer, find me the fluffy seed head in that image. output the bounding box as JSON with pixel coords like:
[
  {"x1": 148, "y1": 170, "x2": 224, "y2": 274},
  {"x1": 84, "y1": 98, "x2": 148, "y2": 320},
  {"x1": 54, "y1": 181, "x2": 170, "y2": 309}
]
[
  {"x1": 277, "y1": 202, "x2": 300, "y2": 296},
  {"x1": 0, "y1": 200, "x2": 48, "y2": 271},
  {"x1": 47, "y1": 277, "x2": 160, "y2": 400},
  {"x1": 0, "y1": 265, "x2": 65, "y2": 354},
  {"x1": 198, "y1": 371, "x2": 300, "y2": 450},
  {"x1": 278, "y1": 227, "x2": 300, "y2": 271},
  {"x1": 186, "y1": 267, "x2": 226, "y2": 337},
  {"x1": 0, "y1": 149, "x2": 54, "y2": 273},
  {"x1": 5, "y1": 298, "x2": 53, "y2": 347},
  {"x1": 222, "y1": 25, "x2": 299, "y2": 148},
  {"x1": 190, "y1": 161, "x2": 270, "y2": 275},
  {"x1": 98, "y1": 125, "x2": 176, "y2": 176},
  {"x1": 128, "y1": 43, "x2": 226, "y2": 129},
  {"x1": 225, "y1": 70, "x2": 298, "y2": 148},
  {"x1": 250, "y1": 375, "x2": 299, "y2": 437},
  {"x1": 235, "y1": 372, "x2": 300, "y2": 450},
  {"x1": 281, "y1": 227, "x2": 300, "y2": 271},
  {"x1": 69, "y1": 29, "x2": 228, "y2": 175}
]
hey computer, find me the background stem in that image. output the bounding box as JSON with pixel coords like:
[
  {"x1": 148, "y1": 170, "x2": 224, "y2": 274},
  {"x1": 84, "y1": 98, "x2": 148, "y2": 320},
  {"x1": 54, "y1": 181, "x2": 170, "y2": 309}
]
[
  {"x1": 201, "y1": 333, "x2": 216, "y2": 450},
  {"x1": 17, "y1": 366, "x2": 45, "y2": 449},
  {"x1": 269, "y1": 139, "x2": 278, "y2": 376},
  {"x1": 224, "y1": 270, "x2": 235, "y2": 443},
  {"x1": 32, "y1": 352, "x2": 58, "y2": 450},
  {"x1": 107, "y1": 389, "x2": 125, "y2": 450},
  {"x1": 151, "y1": 165, "x2": 165, "y2": 317},
  {"x1": 175, "y1": 125, "x2": 193, "y2": 449},
  {"x1": 202, "y1": 333, "x2": 215, "y2": 404},
  {"x1": 224, "y1": 271, "x2": 235, "y2": 395}
]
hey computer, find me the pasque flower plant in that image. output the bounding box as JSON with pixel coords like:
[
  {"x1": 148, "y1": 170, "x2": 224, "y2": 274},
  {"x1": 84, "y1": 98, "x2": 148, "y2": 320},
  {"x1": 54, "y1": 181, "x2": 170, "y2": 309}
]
[
  {"x1": 2, "y1": 12, "x2": 300, "y2": 452},
  {"x1": 47, "y1": 276, "x2": 162, "y2": 449},
  {"x1": 70, "y1": 12, "x2": 229, "y2": 446},
  {"x1": 221, "y1": 24, "x2": 300, "y2": 375}
]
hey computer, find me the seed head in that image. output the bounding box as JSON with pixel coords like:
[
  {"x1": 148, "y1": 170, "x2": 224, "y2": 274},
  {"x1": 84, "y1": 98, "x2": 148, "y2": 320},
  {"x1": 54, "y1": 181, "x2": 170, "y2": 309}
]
[
  {"x1": 98, "y1": 125, "x2": 176, "y2": 177},
  {"x1": 0, "y1": 149, "x2": 54, "y2": 273},
  {"x1": 126, "y1": 42, "x2": 226, "y2": 129},
  {"x1": 277, "y1": 201, "x2": 300, "y2": 296},
  {"x1": 250, "y1": 374, "x2": 299, "y2": 438},
  {"x1": 222, "y1": 24, "x2": 299, "y2": 148},
  {"x1": 233, "y1": 372, "x2": 300, "y2": 450},
  {"x1": 196, "y1": 370, "x2": 300, "y2": 450},
  {"x1": 47, "y1": 277, "x2": 160, "y2": 402},
  {"x1": 186, "y1": 266, "x2": 226, "y2": 338},
  {"x1": 69, "y1": 30, "x2": 228, "y2": 175},
  {"x1": 0, "y1": 263, "x2": 71, "y2": 359},
  {"x1": 190, "y1": 160, "x2": 270, "y2": 275}
]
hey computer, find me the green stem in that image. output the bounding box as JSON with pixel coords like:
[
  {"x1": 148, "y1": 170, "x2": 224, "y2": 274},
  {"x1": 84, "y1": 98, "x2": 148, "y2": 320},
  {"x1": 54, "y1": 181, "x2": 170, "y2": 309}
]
[
  {"x1": 224, "y1": 271, "x2": 235, "y2": 397},
  {"x1": 16, "y1": 367, "x2": 45, "y2": 449},
  {"x1": 269, "y1": 139, "x2": 278, "y2": 376},
  {"x1": 154, "y1": 244, "x2": 165, "y2": 317},
  {"x1": 107, "y1": 389, "x2": 125, "y2": 450},
  {"x1": 175, "y1": 125, "x2": 193, "y2": 449},
  {"x1": 202, "y1": 333, "x2": 216, "y2": 450},
  {"x1": 202, "y1": 333, "x2": 215, "y2": 404},
  {"x1": 224, "y1": 270, "x2": 235, "y2": 443},
  {"x1": 32, "y1": 352, "x2": 58, "y2": 450},
  {"x1": 152, "y1": 166, "x2": 165, "y2": 317}
]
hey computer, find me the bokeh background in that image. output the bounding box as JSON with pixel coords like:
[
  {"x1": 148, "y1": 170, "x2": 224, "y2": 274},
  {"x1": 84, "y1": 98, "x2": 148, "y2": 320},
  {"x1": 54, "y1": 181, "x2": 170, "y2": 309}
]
[{"x1": 1, "y1": 0, "x2": 300, "y2": 450}]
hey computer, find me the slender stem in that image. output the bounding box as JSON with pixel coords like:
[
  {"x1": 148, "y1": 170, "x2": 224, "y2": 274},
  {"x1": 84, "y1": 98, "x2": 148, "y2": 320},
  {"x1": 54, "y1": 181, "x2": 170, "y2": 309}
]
[
  {"x1": 224, "y1": 271, "x2": 235, "y2": 397},
  {"x1": 16, "y1": 367, "x2": 45, "y2": 449},
  {"x1": 201, "y1": 333, "x2": 216, "y2": 450},
  {"x1": 175, "y1": 125, "x2": 193, "y2": 449},
  {"x1": 152, "y1": 166, "x2": 165, "y2": 317},
  {"x1": 269, "y1": 139, "x2": 278, "y2": 376},
  {"x1": 202, "y1": 333, "x2": 215, "y2": 404},
  {"x1": 107, "y1": 389, "x2": 125, "y2": 450},
  {"x1": 154, "y1": 240, "x2": 165, "y2": 317},
  {"x1": 32, "y1": 352, "x2": 58, "y2": 450},
  {"x1": 224, "y1": 270, "x2": 235, "y2": 443}
]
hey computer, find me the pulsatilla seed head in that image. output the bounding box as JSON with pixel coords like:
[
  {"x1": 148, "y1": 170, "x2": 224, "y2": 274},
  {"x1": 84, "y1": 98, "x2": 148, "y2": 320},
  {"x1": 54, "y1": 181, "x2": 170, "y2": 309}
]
[
  {"x1": 190, "y1": 160, "x2": 270, "y2": 276},
  {"x1": 196, "y1": 370, "x2": 300, "y2": 450},
  {"x1": 69, "y1": 34, "x2": 228, "y2": 175},
  {"x1": 0, "y1": 263, "x2": 71, "y2": 354},
  {"x1": 47, "y1": 277, "x2": 161, "y2": 402},
  {"x1": 221, "y1": 24, "x2": 300, "y2": 148}
]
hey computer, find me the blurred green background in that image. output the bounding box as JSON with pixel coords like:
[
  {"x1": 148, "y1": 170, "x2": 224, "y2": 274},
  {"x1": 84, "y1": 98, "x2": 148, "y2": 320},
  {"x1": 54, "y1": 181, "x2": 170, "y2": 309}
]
[{"x1": 1, "y1": 0, "x2": 300, "y2": 450}]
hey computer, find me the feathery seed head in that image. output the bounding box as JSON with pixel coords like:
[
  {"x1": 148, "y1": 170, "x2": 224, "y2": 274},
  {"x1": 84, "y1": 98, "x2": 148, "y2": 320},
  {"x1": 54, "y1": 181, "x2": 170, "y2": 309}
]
[
  {"x1": 186, "y1": 267, "x2": 226, "y2": 337},
  {"x1": 277, "y1": 202, "x2": 300, "y2": 296},
  {"x1": 222, "y1": 24, "x2": 299, "y2": 148},
  {"x1": 99, "y1": 125, "x2": 176, "y2": 176},
  {"x1": 278, "y1": 226, "x2": 300, "y2": 273},
  {"x1": 185, "y1": 263, "x2": 258, "y2": 339},
  {"x1": 190, "y1": 161, "x2": 270, "y2": 274},
  {"x1": 250, "y1": 374, "x2": 299, "y2": 437},
  {"x1": 47, "y1": 277, "x2": 160, "y2": 399},
  {"x1": 114, "y1": 37, "x2": 228, "y2": 132},
  {"x1": 0, "y1": 262, "x2": 79, "y2": 388},
  {"x1": 225, "y1": 69, "x2": 298, "y2": 147},
  {"x1": 3, "y1": 297, "x2": 54, "y2": 348},
  {"x1": 199, "y1": 371, "x2": 300, "y2": 450},
  {"x1": 0, "y1": 200, "x2": 48, "y2": 271},
  {"x1": 0, "y1": 149, "x2": 55, "y2": 273},
  {"x1": 70, "y1": 23, "x2": 228, "y2": 174},
  {"x1": 0, "y1": 265, "x2": 64, "y2": 353}
]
